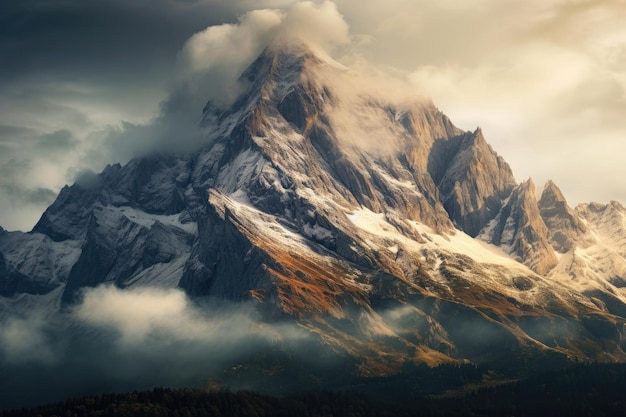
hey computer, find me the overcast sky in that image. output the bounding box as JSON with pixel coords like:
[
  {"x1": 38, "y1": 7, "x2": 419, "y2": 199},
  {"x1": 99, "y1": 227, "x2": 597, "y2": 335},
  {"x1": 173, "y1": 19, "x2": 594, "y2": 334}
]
[{"x1": 1, "y1": 0, "x2": 625, "y2": 231}]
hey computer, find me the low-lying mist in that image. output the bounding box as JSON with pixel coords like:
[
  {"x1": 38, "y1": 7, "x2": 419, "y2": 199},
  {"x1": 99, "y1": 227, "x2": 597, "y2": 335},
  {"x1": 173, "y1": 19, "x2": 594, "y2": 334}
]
[
  {"x1": 0, "y1": 283, "x2": 596, "y2": 410},
  {"x1": 0, "y1": 285, "x2": 336, "y2": 410}
]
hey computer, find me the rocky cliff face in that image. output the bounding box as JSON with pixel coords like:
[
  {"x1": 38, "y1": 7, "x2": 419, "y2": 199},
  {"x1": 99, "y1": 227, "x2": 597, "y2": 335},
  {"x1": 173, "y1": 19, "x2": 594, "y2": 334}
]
[
  {"x1": 552, "y1": 201, "x2": 626, "y2": 289},
  {"x1": 538, "y1": 180, "x2": 588, "y2": 253},
  {"x1": 481, "y1": 179, "x2": 558, "y2": 275},
  {"x1": 2, "y1": 41, "x2": 626, "y2": 369},
  {"x1": 437, "y1": 128, "x2": 516, "y2": 237}
]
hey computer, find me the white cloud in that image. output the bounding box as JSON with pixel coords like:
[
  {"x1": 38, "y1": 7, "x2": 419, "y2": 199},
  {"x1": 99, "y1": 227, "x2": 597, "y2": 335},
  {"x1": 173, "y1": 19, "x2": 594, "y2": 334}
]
[
  {"x1": 0, "y1": 284, "x2": 313, "y2": 407},
  {"x1": 177, "y1": 9, "x2": 284, "y2": 80},
  {"x1": 278, "y1": 1, "x2": 350, "y2": 50},
  {"x1": 75, "y1": 285, "x2": 197, "y2": 345},
  {"x1": 175, "y1": 1, "x2": 350, "y2": 106},
  {"x1": 74, "y1": 285, "x2": 307, "y2": 348}
]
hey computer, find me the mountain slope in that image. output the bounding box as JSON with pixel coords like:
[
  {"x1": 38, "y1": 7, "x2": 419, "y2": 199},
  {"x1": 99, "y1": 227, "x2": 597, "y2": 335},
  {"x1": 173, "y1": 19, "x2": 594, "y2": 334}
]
[
  {"x1": 438, "y1": 128, "x2": 516, "y2": 237},
  {"x1": 480, "y1": 179, "x2": 558, "y2": 274},
  {"x1": 539, "y1": 180, "x2": 589, "y2": 253},
  {"x1": 2, "y1": 40, "x2": 626, "y2": 372}
]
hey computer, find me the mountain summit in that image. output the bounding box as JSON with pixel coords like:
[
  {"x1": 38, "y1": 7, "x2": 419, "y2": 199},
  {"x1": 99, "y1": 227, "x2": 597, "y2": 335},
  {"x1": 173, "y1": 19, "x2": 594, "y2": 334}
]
[{"x1": 3, "y1": 42, "x2": 626, "y2": 372}]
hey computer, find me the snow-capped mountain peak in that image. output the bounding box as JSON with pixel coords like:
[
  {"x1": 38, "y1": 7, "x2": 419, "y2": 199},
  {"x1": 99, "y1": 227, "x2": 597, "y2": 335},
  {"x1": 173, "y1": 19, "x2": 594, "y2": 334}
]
[{"x1": 3, "y1": 41, "x2": 626, "y2": 371}]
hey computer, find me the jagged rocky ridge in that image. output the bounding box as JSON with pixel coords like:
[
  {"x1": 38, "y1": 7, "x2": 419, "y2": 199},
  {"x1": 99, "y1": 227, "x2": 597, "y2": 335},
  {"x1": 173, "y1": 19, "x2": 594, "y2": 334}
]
[{"x1": 2, "y1": 41, "x2": 626, "y2": 370}]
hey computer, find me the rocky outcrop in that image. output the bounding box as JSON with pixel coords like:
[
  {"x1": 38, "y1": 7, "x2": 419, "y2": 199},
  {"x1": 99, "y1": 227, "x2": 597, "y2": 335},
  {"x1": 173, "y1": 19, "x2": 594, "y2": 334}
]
[
  {"x1": 484, "y1": 179, "x2": 558, "y2": 274},
  {"x1": 62, "y1": 206, "x2": 195, "y2": 303},
  {"x1": 106, "y1": 155, "x2": 193, "y2": 215},
  {"x1": 538, "y1": 180, "x2": 588, "y2": 253},
  {"x1": 179, "y1": 197, "x2": 274, "y2": 301},
  {"x1": 438, "y1": 128, "x2": 516, "y2": 237},
  {"x1": 0, "y1": 230, "x2": 81, "y2": 298},
  {"x1": 3, "y1": 40, "x2": 626, "y2": 367},
  {"x1": 576, "y1": 201, "x2": 626, "y2": 254},
  {"x1": 32, "y1": 164, "x2": 122, "y2": 242}
]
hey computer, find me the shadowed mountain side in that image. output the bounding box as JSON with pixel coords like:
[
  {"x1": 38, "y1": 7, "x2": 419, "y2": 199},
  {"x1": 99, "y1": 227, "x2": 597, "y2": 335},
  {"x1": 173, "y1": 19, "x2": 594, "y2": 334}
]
[
  {"x1": 539, "y1": 180, "x2": 589, "y2": 253},
  {"x1": 2, "y1": 40, "x2": 626, "y2": 379},
  {"x1": 437, "y1": 128, "x2": 516, "y2": 237},
  {"x1": 481, "y1": 179, "x2": 558, "y2": 275}
]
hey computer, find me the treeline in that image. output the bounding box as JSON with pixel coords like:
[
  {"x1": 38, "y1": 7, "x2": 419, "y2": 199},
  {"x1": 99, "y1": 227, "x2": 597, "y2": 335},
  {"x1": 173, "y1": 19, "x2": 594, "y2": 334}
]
[
  {"x1": 4, "y1": 363, "x2": 626, "y2": 417},
  {"x1": 0, "y1": 389, "x2": 433, "y2": 417},
  {"x1": 425, "y1": 362, "x2": 626, "y2": 417}
]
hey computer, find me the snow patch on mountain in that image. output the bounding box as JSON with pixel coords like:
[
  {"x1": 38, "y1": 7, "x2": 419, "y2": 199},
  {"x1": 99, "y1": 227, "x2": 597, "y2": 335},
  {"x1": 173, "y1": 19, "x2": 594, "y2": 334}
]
[
  {"x1": 110, "y1": 206, "x2": 197, "y2": 236},
  {"x1": 347, "y1": 207, "x2": 525, "y2": 270},
  {"x1": 3, "y1": 40, "x2": 626, "y2": 370}
]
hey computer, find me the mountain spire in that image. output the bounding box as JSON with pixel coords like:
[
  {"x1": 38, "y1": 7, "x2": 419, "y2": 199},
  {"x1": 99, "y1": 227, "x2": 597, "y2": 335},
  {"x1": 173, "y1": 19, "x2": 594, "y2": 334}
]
[
  {"x1": 4, "y1": 41, "x2": 626, "y2": 377},
  {"x1": 483, "y1": 178, "x2": 558, "y2": 274},
  {"x1": 538, "y1": 180, "x2": 588, "y2": 253},
  {"x1": 438, "y1": 127, "x2": 516, "y2": 237}
]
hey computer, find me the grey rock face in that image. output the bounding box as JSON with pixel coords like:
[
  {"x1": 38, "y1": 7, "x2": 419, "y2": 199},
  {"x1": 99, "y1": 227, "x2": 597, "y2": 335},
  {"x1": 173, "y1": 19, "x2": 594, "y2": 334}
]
[
  {"x1": 32, "y1": 164, "x2": 122, "y2": 241},
  {"x1": 179, "y1": 199, "x2": 273, "y2": 300},
  {"x1": 32, "y1": 184, "x2": 101, "y2": 242},
  {"x1": 484, "y1": 179, "x2": 558, "y2": 274},
  {"x1": 438, "y1": 128, "x2": 516, "y2": 237},
  {"x1": 62, "y1": 206, "x2": 195, "y2": 303},
  {"x1": 106, "y1": 155, "x2": 193, "y2": 215},
  {"x1": 0, "y1": 252, "x2": 23, "y2": 297},
  {"x1": 538, "y1": 180, "x2": 588, "y2": 253},
  {"x1": 3, "y1": 41, "x2": 626, "y2": 368},
  {"x1": 0, "y1": 230, "x2": 81, "y2": 298}
]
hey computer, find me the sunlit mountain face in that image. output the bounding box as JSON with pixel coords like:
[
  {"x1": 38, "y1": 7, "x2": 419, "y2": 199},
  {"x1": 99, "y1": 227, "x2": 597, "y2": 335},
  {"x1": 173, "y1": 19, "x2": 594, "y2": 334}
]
[{"x1": 2, "y1": 38, "x2": 626, "y2": 410}]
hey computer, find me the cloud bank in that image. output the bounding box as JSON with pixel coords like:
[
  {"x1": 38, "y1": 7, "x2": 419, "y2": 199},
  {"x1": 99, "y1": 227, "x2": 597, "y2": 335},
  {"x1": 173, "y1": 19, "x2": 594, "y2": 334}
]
[
  {"x1": 0, "y1": 285, "x2": 313, "y2": 409},
  {"x1": 173, "y1": 1, "x2": 350, "y2": 108},
  {"x1": 0, "y1": 1, "x2": 353, "y2": 231},
  {"x1": 74, "y1": 285, "x2": 307, "y2": 348}
]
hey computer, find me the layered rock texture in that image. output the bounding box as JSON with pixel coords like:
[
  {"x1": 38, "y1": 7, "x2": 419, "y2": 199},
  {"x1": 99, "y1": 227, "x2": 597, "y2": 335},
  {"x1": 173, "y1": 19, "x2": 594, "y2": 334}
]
[
  {"x1": 2, "y1": 41, "x2": 626, "y2": 370},
  {"x1": 538, "y1": 180, "x2": 589, "y2": 253}
]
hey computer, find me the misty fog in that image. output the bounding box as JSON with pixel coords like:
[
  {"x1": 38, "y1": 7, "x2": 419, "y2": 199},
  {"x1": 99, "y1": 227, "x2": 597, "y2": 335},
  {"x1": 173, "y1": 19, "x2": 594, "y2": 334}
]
[{"x1": 0, "y1": 285, "x2": 328, "y2": 410}]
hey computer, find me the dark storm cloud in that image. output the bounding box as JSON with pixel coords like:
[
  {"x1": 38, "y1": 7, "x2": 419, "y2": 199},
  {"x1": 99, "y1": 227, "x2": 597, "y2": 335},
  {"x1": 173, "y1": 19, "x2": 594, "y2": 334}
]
[
  {"x1": 0, "y1": 0, "x2": 258, "y2": 147},
  {"x1": 0, "y1": 124, "x2": 78, "y2": 151},
  {"x1": 0, "y1": 157, "x2": 56, "y2": 209},
  {"x1": 0, "y1": 125, "x2": 33, "y2": 139},
  {"x1": 0, "y1": 158, "x2": 30, "y2": 177},
  {"x1": 0, "y1": 0, "x2": 239, "y2": 83},
  {"x1": 1, "y1": 184, "x2": 57, "y2": 206},
  {"x1": 0, "y1": 0, "x2": 302, "y2": 94},
  {"x1": 37, "y1": 129, "x2": 79, "y2": 152},
  {"x1": 1, "y1": 84, "x2": 95, "y2": 134},
  {"x1": 0, "y1": 0, "x2": 253, "y2": 231}
]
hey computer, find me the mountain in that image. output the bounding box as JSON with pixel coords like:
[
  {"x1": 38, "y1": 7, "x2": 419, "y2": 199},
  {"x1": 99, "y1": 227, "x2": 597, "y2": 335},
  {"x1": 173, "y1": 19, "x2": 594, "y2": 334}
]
[
  {"x1": 2, "y1": 40, "x2": 626, "y2": 379},
  {"x1": 480, "y1": 178, "x2": 558, "y2": 275}
]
